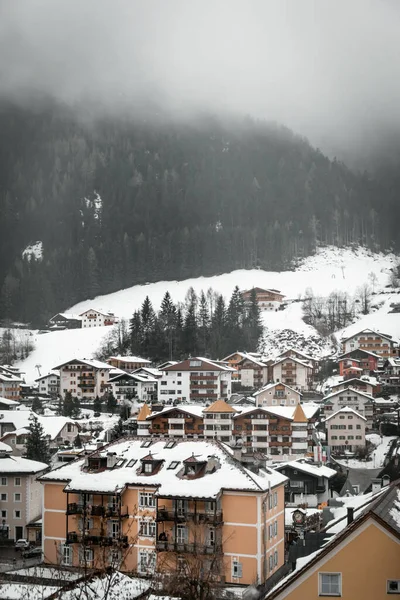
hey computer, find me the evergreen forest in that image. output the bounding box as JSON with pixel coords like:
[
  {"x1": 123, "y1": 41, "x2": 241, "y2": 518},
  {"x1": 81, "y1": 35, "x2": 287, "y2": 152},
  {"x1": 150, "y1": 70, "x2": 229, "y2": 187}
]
[{"x1": 0, "y1": 100, "x2": 398, "y2": 327}]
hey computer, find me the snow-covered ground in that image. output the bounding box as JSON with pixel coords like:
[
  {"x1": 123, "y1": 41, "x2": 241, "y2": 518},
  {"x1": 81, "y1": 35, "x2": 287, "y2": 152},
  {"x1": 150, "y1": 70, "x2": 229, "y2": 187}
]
[
  {"x1": 14, "y1": 245, "x2": 399, "y2": 383},
  {"x1": 335, "y1": 434, "x2": 396, "y2": 470}
]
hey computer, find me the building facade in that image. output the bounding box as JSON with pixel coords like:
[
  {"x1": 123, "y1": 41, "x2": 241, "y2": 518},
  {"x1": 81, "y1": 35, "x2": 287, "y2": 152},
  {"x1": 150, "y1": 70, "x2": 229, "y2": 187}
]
[
  {"x1": 40, "y1": 438, "x2": 287, "y2": 586},
  {"x1": 35, "y1": 372, "x2": 60, "y2": 396},
  {"x1": 272, "y1": 357, "x2": 314, "y2": 392},
  {"x1": 55, "y1": 358, "x2": 112, "y2": 400},
  {"x1": 322, "y1": 387, "x2": 374, "y2": 428},
  {"x1": 325, "y1": 407, "x2": 367, "y2": 453},
  {"x1": 254, "y1": 382, "x2": 302, "y2": 408},
  {"x1": 79, "y1": 309, "x2": 118, "y2": 328},
  {"x1": 242, "y1": 288, "x2": 285, "y2": 311},
  {"x1": 341, "y1": 329, "x2": 398, "y2": 358}
]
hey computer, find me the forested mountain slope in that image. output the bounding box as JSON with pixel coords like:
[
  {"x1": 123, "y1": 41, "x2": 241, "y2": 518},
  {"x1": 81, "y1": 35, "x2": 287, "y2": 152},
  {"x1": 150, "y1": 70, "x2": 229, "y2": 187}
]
[{"x1": 0, "y1": 101, "x2": 394, "y2": 326}]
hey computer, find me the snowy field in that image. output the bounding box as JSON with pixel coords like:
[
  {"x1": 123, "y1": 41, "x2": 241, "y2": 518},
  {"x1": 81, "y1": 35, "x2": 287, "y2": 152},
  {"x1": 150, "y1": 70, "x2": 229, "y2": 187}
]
[{"x1": 14, "y1": 245, "x2": 400, "y2": 383}]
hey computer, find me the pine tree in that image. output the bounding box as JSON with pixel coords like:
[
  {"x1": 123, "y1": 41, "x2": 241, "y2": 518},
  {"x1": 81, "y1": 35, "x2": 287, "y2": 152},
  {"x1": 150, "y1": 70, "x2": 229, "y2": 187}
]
[
  {"x1": 26, "y1": 415, "x2": 51, "y2": 464},
  {"x1": 226, "y1": 286, "x2": 246, "y2": 353},
  {"x1": 93, "y1": 395, "x2": 102, "y2": 414},
  {"x1": 74, "y1": 433, "x2": 82, "y2": 448},
  {"x1": 243, "y1": 288, "x2": 263, "y2": 350},
  {"x1": 111, "y1": 416, "x2": 124, "y2": 441},
  {"x1": 129, "y1": 310, "x2": 142, "y2": 355},
  {"x1": 62, "y1": 392, "x2": 75, "y2": 417},
  {"x1": 198, "y1": 290, "x2": 210, "y2": 356},
  {"x1": 210, "y1": 295, "x2": 226, "y2": 357},
  {"x1": 159, "y1": 291, "x2": 177, "y2": 360},
  {"x1": 106, "y1": 392, "x2": 117, "y2": 414}
]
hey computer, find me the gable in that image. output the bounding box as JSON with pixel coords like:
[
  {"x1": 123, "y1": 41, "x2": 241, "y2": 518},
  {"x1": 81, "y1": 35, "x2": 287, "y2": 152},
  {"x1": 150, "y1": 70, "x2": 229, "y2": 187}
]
[{"x1": 272, "y1": 520, "x2": 400, "y2": 600}]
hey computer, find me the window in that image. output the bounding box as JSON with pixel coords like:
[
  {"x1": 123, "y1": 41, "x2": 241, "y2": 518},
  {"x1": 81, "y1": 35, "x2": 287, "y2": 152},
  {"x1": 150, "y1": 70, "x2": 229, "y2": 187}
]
[
  {"x1": 232, "y1": 560, "x2": 242, "y2": 578},
  {"x1": 0, "y1": 478, "x2": 7, "y2": 486},
  {"x1": 356, "y1": 424, "x2": 361, "y2": 429},
  {"x1": 80, "y1": 547, "x2": 94, "y2": 567},
  {"x1": 139, "y1": 519, "x2": 156, "y2": 538},
  {"x1": 0, "y1": 494, "x2": 7, "y2": 501},
  {"x1": 273, "y1": 492, "x2": 278, "y2": 507},
  {"x1": 387, "y1": 580, "x2": 400, "y2": 594},
  {"x1": 14, "y1": 510, "x2": 21, "y2": 519},
  {"x1": 189, "y1": 360, "x2": 201, "y2": 367},
  {"x1": 165, "y1": 440, "x2": 176, "y2": 449},
  {"x1": 319, "y1": 573, "x2": 342, "y2": 596},
  {"x1": 14, "y1": 493, "x2": 21, "y2": 502},
  {"x1": 141, "y1": 440, "x2": 152, "y2": 448},
  {"x1": 138, "y1": 550, "x2": 156, "y2": 574},
  {"x1": 62, "y1": 544, "x2": 72, "y2": 566},
  {"x1": 126, "y1": 459, "x2": 137, "y2": 468},
  {"x1": 1, "y1": 510, "x2": 6, "y2": 518},
  {"x1": 144, "y1": 463, "x2": 153, "y2": 473},
  {"x1": 167, "y1": 461, "x2": 180, "y2": 470},
  {"x1": 139, "y1": 492, "x2": 155, "y2": 508}
]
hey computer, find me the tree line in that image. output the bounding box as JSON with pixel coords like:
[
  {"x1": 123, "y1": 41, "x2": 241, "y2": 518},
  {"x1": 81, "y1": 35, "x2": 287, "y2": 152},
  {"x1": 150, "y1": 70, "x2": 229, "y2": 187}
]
[
  {"x1": 0, "y1": 100, "x2": 396, "y2": 327},
  {"x1": 97, "y1": 285, "x2": 263, "y2": 363}
]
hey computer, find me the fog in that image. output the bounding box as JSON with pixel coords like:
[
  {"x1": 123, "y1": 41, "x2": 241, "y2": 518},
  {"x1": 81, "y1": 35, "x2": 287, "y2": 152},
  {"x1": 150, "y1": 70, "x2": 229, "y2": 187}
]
[{"x1": 1, "y1": 0, "x2": 400, "y2": 156}]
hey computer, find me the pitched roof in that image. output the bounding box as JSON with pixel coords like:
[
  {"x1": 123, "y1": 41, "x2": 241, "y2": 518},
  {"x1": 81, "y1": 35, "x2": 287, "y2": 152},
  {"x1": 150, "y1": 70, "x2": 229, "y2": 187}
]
[
  {"x1": 341, "y1": 328, "x2": 394, "y2": 343},
  {"x1": 272, "y1": 356, "x2": 313, "y2": 368},
  {"x1": 137, "y1": 403, "x2": 152, "y2": 422},
  {"x1": 253, "y1": 381, "x2": 302, "y2": 397},
  {"x1": 324, "y1": 406, "x2": 367, "y2": 422},
  {"x1": 292, "y1": 403, "x2": 308, "y2": 423},
  {"x1": 275, "y1": 460, "x2": 336, "y2": 479},
  {"x1": 323, "y1": 387, "x2": 374, "y2": 402},
  {"x1": 0, "y1": 454, "x2": 48, "y2": 473},
  {"x1": 39, "y1": 438, "x2": 287, "y2": 498},
  {"x1": 53, "y1": 358, "x2": 112, "y2": 370},
  {"x1": 162, "y1": 357, "x2": 231, "y2": 372},
  {"x1": 108, "y1": 355, "x2": 151, "y2": 364},
  {"x1": 203, "y1": 399, "x2": 237, "y2": 413}
]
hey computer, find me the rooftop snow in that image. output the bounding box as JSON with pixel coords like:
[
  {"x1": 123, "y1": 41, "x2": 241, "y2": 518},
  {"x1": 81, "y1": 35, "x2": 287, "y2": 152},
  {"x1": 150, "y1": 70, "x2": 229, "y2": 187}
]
[
  {"x1": 0, "y1": 410, "x2": 77, "y2": 441},
  {"x1": 276, "y1": 460, "x2": 336, "y2": 479},
  {"x1": 0, "y1": 454, "x2": 48, "y2": 473},
  {"x1": 40, "y1": 438, "x2": 287, "y2": 497}
]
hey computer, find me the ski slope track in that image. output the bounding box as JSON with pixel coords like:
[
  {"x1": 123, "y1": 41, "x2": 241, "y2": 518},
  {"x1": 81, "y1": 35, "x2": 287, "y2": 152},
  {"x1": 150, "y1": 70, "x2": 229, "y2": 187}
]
[{"x1": 15, "y1": 246, "x2": 400, "y2": 383}]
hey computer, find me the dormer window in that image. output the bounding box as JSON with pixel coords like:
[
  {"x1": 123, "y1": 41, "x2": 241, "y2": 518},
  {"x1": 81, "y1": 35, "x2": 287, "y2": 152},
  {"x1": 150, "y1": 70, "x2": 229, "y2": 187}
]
[
  {"x1": 183, "y1": 454, "x2": 206, "y2": 478},
  {"x1": 144, "y1": 463, "x2": 153, "y2": 473},
  {"x1": 140, "y1": 452, "x2": 163, "y2": 476}
]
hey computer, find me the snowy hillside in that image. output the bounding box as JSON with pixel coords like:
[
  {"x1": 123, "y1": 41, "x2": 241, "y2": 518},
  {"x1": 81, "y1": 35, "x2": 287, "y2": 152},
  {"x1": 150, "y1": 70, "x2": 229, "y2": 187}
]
[{"x1": 15, "y1": 246, "x2": 399, "y2": 383}]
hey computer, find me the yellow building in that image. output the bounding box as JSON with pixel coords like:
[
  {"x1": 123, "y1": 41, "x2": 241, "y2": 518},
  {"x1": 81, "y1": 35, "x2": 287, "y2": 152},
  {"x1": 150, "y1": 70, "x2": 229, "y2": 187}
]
[
  {"x1": 265, "y1": 482, "x2": 400, "y2": 600},
  {"x1": 39, "y1": 437, "x2": 287, "y2": 586}
]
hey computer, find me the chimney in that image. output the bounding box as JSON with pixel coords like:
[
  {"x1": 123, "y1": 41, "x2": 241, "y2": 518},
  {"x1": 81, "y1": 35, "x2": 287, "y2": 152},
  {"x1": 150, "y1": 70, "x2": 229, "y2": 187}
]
[
  {"x1": 347, "y1": 507, "x2": 354, "y2": 525},
  {"x1": 371, "y1": 478, "x2": 382, "y2": 494}
]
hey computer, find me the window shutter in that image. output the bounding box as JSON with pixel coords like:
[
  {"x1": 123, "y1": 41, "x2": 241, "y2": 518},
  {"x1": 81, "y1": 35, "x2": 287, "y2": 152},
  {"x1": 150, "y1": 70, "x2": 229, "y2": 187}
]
[{"x1": 236, "y1": 563, "x2": 243, "y2": 578}]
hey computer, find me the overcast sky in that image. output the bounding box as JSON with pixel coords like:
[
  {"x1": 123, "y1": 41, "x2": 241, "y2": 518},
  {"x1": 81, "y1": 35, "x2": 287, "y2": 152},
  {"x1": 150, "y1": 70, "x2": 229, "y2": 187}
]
[{"x1": 1, "y1": 0, "x2": 400, "y2": 155}]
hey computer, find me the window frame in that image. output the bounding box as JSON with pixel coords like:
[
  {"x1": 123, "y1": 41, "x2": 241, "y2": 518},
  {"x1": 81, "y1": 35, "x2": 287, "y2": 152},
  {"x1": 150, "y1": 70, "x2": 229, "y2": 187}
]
[{"x1": 318, "y1": 572, "x2": 342, "y2": 597}]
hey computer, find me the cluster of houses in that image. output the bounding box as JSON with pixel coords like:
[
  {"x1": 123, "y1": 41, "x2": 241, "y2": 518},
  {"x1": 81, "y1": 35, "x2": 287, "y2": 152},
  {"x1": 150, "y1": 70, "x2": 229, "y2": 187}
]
[
  {"x1": 48, "y1": 308, "x2": 119, "y2": 330},
  {"x1": 0, "y1": 324, "x2": 399, "y2": 596}
]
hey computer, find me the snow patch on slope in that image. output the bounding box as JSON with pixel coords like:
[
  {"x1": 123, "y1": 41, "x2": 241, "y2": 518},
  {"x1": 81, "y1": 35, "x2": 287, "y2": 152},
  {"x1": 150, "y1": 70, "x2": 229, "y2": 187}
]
[{"x1": 22, "y1": 241, "x2": 43, "y2": 261}]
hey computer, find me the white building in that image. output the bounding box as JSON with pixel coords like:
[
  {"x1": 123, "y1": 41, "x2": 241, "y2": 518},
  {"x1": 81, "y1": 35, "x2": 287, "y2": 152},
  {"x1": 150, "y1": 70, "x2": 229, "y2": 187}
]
[
  {"x1": 158, "y1": 357, "x2": 233, "y2": 404},
  {"x1": 35, "y1": 372, "x2": 60, "y2": 396},
  {"x1": 322, "y1": 387, "x2": 374, "y2": 428},
  {"x1": 272, "y1": 357, "x2": 314, "y2": 391},
  {"x1": 325, "y1": 407, "x2": 367, "y2": 453},
  {"x1": 0, "y1": 369, "x2": 22, "y2": 400},
  {"x1": 0, "y1": 443, "x2": 47, "y2": 541},
  {"x1": 54, "y1": 358, "x2": 112, "y2": 400},
  {"x1": 254, "y1": 382, "x2": 302, "y2": 407},
  {"x1": 109, "y1": 372, "x2": 157, "y2": 403},
  {"x1": 79, "y1": 309, "x2": 118, "y2": 328}
]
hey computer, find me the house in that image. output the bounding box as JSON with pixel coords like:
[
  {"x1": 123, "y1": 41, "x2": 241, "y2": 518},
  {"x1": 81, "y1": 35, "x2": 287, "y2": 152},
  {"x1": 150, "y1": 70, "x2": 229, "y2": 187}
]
[
  {"x1": 107, "y1": 356, "x2": 152, "y2": 370},
  {"x1": 254, "y1": 382, "x2": 302, "y2": 408},
  {"x1": 202, "y1": 399, "x2": 237, "y2": 444},
  {"x1": 39, "y1": 437, "x2": 287, "y2": 586},
  {"x1": 381, "y1": 357, "x2": 400, "y2": 385},
  {"x1": 35, "y1": 372, "x2": 60, "y2": 396},
  {"x1": 0, "y1": 443, "x2": 47, "y2": 542},
  {"x1": 158, "y1": 357, "x2": 233, "y2": 404},
  {"x1": 274, "y1": 460, "x2": 336, "y2": 507},
  {"x1": 341, "y1": 328, "x2": 398, "y2": 358},
  {"x1": 55, "y1": 358, "x2": 112, "y2": 400},
  {"x1": 324, "y1": 407, "x2": 367, "y2": 454},
  {"x1": 337, "y1": 348, "x2": 379, "y2": 377},
  {"x1": 322, "y1": 387, "x2": 374, "y2": 428},
  {"x1": 0, "y1": 397, "x2": 20, "y2": 410},
  {"x1": 237, "y1": 353, "x2": 269, "y2": 388},
  {"x1": 108, "y1": 372, "x2": 157, "y2": 403},
  {"x1": 222, "y1": 351, "x2": 264, "y2": 382},
  {"x1": 242, "y1": 287, "x2": 285, "y2": 311},
  {"x1": 0, "y1": 411, "x2": 79, "y2": 455},
  {"x1": 264, "y1": 480, "x2": 400, "y2": 600},
  {"x1": 272, "y1": 357, "x2": 314, "y2": 392},
  {"x1": 277, "y1": 349, "x2": 319, "y2": 372},
  {"x1": 48, "y1": 313, "x2": 82, "y2": 330},
  {"x1": 329, "y1": 377, "x2": 380, "y2": 398},
  {"x1": 79, "y1": 309, "x2": 118, "y2": 328},
  {"x1": 147, "y1": 405, "x2": 205, "y2": 438},
  {"x1": 0, "y1": 369, "x2": 23, "y2": 400}
]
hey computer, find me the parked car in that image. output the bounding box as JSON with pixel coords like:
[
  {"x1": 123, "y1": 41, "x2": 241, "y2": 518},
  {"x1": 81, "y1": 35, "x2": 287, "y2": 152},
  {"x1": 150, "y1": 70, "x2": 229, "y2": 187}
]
[
  {"x1": 22, "y1": 547, "x2": 42, "y2": 558},
  {"x1": 15, "y1": 539, "x2": 30, "y2": 551}
]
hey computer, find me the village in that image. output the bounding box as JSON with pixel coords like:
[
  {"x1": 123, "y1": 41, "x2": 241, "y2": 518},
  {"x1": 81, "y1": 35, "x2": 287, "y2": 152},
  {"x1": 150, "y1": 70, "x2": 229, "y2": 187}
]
[{"x1": 0, "y1": 288, "x2": 400, "y2": 599}]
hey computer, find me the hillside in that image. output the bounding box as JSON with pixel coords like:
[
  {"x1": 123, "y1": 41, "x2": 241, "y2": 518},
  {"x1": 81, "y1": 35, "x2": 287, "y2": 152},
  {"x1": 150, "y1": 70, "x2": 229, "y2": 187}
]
[
  {"x1": 0, "y1": 102, "x2": 396, "y2": 327},
  {"x1": 15, "y1": 246, "x2": 400, "y2": 383}
]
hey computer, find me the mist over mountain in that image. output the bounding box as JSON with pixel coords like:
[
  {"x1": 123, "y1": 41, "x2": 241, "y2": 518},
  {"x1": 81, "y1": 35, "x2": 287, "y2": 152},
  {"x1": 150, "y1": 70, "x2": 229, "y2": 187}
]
[{"x1": 1, "y1": 1, "x2": 400, "y2": 326}]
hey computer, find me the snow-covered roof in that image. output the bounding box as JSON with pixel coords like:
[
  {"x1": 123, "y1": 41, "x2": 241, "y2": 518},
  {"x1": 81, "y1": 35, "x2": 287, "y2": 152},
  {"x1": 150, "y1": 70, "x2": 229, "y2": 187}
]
[
  {"x1": 0, "y1": 410, "x2": 77, "y2": 440},
  {"x1": 109, "y1": 355, "x2": 151, "y2": 363},
  {"x1": 0, "y1": 441, "x2": 12, "y2": 453},
  {"x1": 276, "y1": 460, "x2": 337, "y2": 479},
  {"x1": 133, "y1": 366, "x2": 163, "y2": 378},
  {"x1": 0, "y1": 371, "x2": 23, "y2": 382},
  {"x1": 50, "y1": 313, "x2": 82, "y2": 321},
  {"x1": 337, "y1": 348, "x2": 381, "y2": 359},
  {"x1": 253, "y1": 381, "x2": 302, "y2": 397},
  {"x1": 40, "y1": 438, "x2": 288, "y2": 497},
  {"x1": 0, "y1": 454, "x2": 48, "y2": 473},
  {"x1": 266, "y1": 403, "x2": 320, "y2": 420},
  {"x1": 237, "y1": 352, "x2": 267, "y2": 367},
  {"x1": 53, "y1": 358, "x2": 112, "y2": 370},
  {"x1": 163, "y1": 357, "x2": 233, "y2": 372},
  {"x1": 272, "y1": 356, "x2": 313, "y2": 368},
  {"x1": 323, "y1": 387, "x2": 374, "y2": 402},
  {"x1": 324, "y1": 406, "x2": 367, "y2": 422},
  {"x1": 35, "y1": 371, "x2": 60, "y2": 382},
  {"x1": 341, "y1": 328, "x2": 394, "y2": 343},
  {"x1": 146, "y1": 404, "x2": 205, "y2": 420},
  {"x1": 109, "y1": 372, "x2": 157, "y2": 384},
  {"x1": 0, "y1": 396, "x2": 20, "y2": 406}
]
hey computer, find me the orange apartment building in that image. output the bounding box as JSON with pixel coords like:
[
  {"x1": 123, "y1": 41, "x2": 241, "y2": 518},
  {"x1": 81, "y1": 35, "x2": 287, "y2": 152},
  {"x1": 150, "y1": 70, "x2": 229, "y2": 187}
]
[
  {"x1": 0, "y1": 367, "x2": 23, "y2": 400},
  {"x1": 341, "y1": 328, "x2": 398, "y2": 359},
  {"x1": 265, "y1": 481, "x2": 400, "y2": 600},
  {"x1": 242, "y1": 288, "x2": 285, "y2": 311},
  {"x1": 39, "y1": 438, "x2": 287, "y2": 587}
]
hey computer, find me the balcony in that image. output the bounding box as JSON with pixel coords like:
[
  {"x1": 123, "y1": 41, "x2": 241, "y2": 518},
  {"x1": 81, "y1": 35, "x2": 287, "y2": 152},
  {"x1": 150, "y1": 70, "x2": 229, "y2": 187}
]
[
  {"x1": 157, "y1": 508, "x2": 223, "y2": 525},
  {"x1": 66, "y1": 503, "x2": 128, "y2": 518},
  {"x1": 66, "y1": 531, "x2": 128, "y2": 546},
  {"x1": 156, "y1": 541, "x2": 222, "y2": 554}
]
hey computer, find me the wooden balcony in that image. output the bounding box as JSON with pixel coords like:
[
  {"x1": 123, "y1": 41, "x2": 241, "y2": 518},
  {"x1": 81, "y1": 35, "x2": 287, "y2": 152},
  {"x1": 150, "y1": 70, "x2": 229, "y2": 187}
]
[
  {"x1": 66, "y1": 531, "x2": 128, "y2": 546},
  {"x1": 156, "y1": 541, "x2": 222, "y2": 554},
  {"x1": 157, "y1": 507, "x2": 223, "y2": 525}
]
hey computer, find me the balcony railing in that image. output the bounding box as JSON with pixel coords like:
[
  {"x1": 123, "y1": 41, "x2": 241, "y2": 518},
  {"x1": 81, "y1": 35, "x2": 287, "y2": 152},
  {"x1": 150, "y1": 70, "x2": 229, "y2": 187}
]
[
  {"x1": 66, "y1": 531, "x2": 128, "y2": 546},
  {"x1": 156, "y1": 541, "x2": 222, "y2": 554},
  {"x1": 66, "y1": 503, "x2": 129, "y2": 518},
  {"x1": 156, "y1": 508, "x2": 223, "y2": 524}
]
